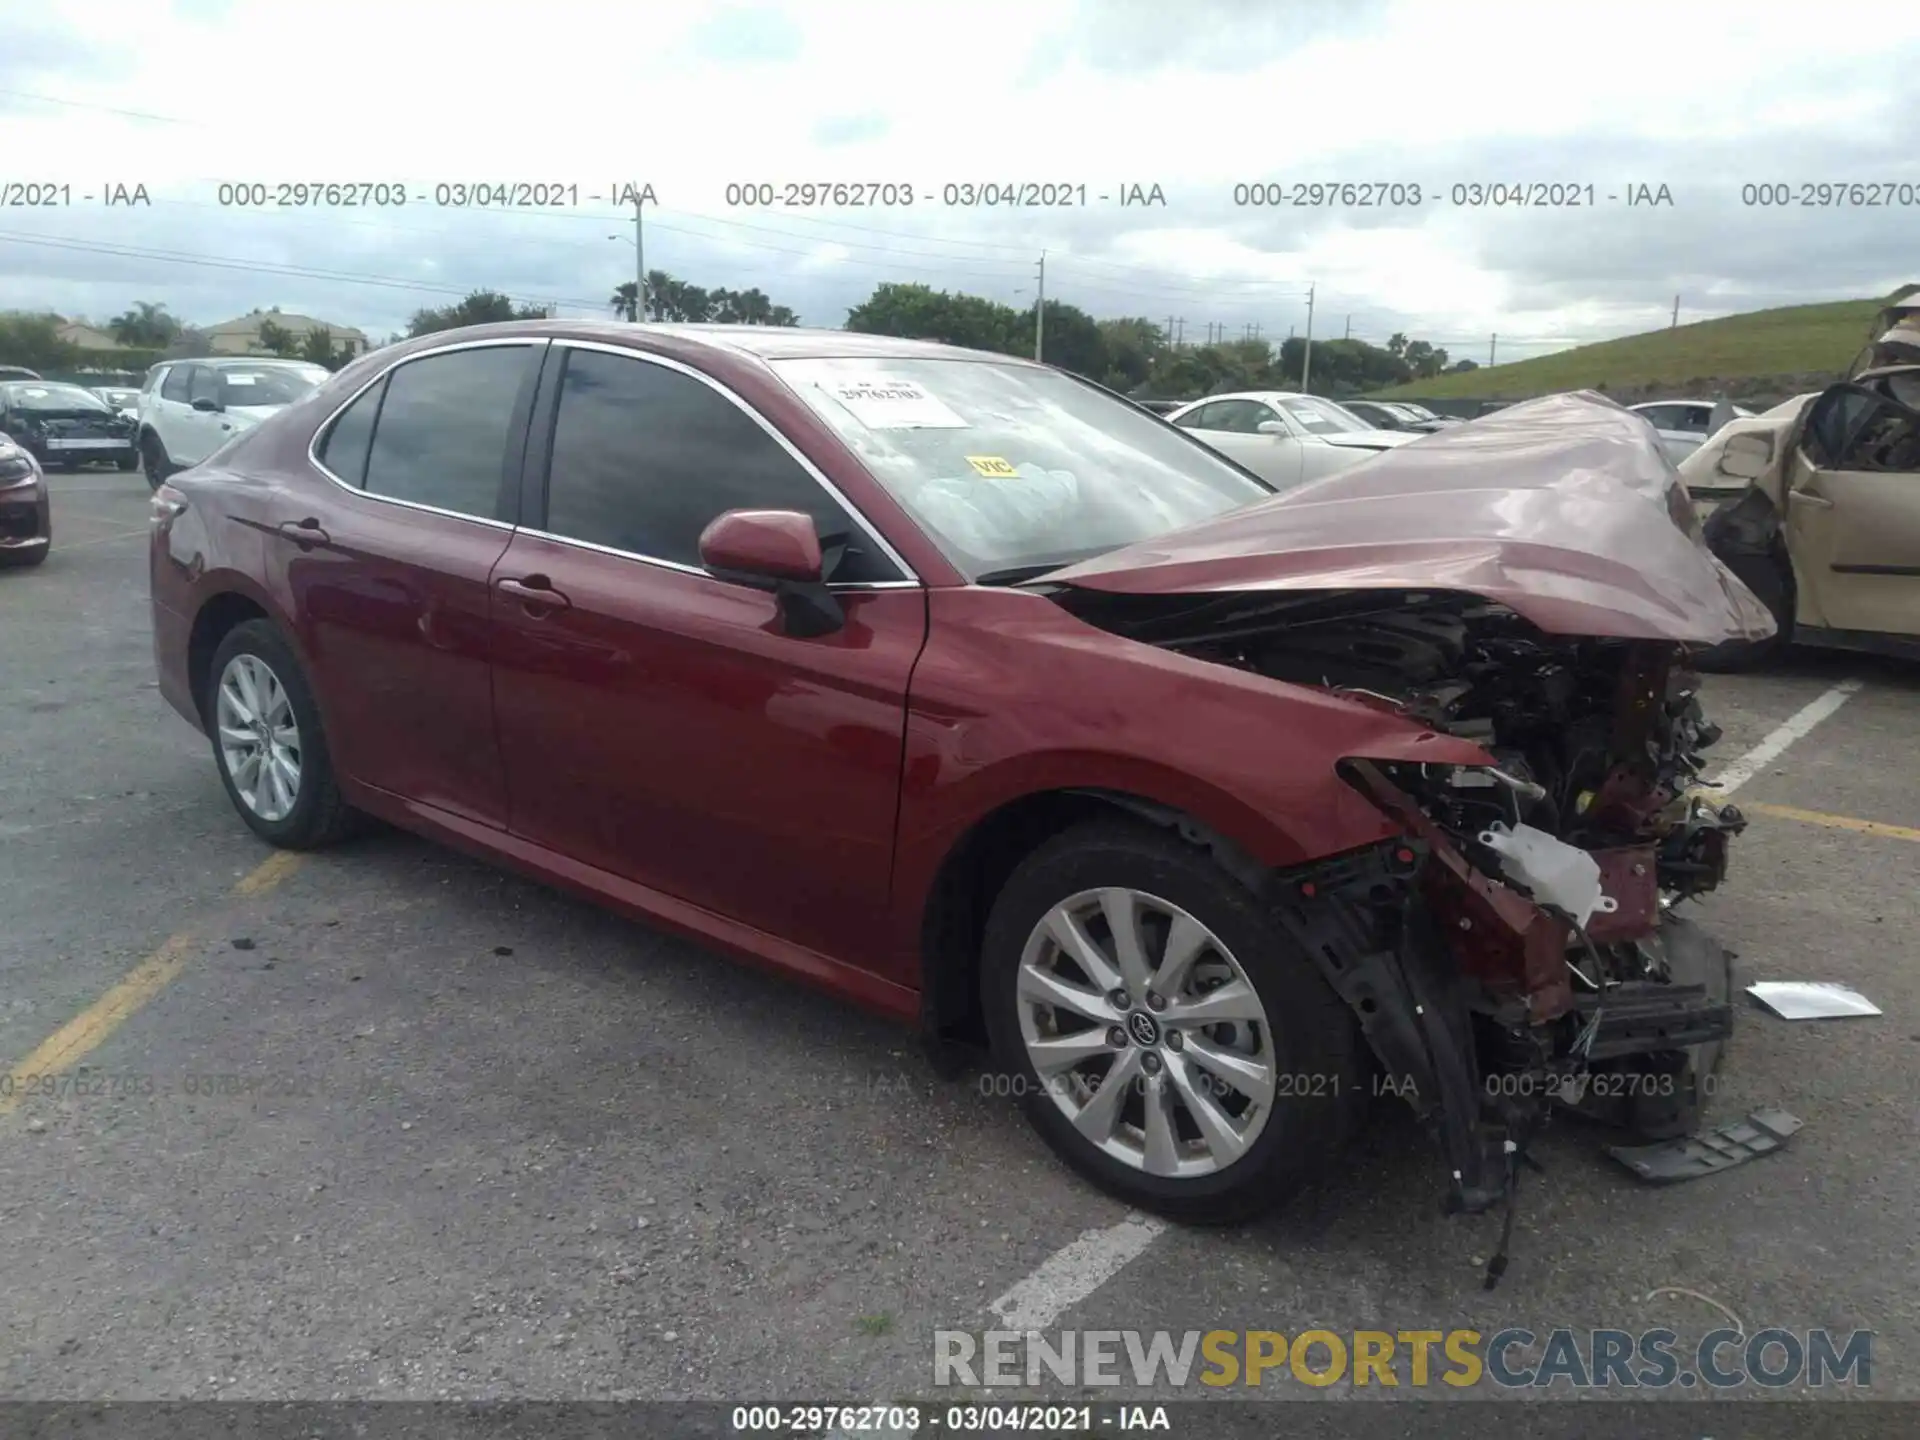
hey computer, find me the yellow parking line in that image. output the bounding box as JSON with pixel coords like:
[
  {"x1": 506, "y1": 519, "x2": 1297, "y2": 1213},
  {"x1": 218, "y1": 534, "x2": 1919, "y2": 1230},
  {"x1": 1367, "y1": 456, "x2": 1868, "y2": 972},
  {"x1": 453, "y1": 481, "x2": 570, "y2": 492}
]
[
  {"x1": 1745, "y1": 801, "x2": 1920, "y2": 843},
  {"x1": 0, "y1": 851, "x2": 304, "y2": 1118}
]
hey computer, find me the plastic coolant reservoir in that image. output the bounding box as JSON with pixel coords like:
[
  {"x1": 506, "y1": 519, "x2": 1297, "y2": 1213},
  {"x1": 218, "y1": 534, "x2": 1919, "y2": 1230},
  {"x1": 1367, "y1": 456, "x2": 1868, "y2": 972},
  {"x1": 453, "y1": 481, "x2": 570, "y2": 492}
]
[{"x1": 1478, "y1": 821, "x2": 1620, "y2": 928}]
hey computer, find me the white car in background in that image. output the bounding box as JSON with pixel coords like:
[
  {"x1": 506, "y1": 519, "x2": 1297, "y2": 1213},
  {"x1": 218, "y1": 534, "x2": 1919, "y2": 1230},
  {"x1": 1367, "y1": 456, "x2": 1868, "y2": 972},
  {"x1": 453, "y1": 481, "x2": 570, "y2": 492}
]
[
  {"x1": 1629, "y1": 398, "x2": 1753, "y2": 463},
  {"x1": 1165, "y1": 391, "x2": 1416, "y2": 489},
  {"x1": 92, "y1": 386, "x2": 142, "y2": 420},
  {"x1": 137, "y1": 357, "x2": 331, "y2": 487}
]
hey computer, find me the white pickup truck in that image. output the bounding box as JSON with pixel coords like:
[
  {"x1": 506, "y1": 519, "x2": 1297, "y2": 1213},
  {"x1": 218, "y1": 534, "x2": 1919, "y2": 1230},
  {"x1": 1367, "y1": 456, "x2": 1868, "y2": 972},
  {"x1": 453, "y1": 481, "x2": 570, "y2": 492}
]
[{"x1": 137, "y1": 357, "x2": 330, "y2": 488}]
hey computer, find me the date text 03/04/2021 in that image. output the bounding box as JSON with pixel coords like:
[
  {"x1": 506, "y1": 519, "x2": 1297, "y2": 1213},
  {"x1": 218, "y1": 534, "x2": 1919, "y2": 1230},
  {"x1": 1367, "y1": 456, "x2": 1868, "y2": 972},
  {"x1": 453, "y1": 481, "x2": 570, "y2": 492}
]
[{"x1": 727, "y1": 1404, "x2": 1167, "y2": 1433}]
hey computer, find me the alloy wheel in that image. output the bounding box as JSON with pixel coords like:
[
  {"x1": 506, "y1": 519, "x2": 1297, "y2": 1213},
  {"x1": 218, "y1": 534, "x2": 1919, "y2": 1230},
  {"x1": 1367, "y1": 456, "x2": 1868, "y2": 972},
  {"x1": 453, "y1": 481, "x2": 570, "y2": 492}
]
[
  {"x1": 1015, "y1": 887, "x2": 1276, "y2": 1179},
  {"x1": 215, "y1": 653, "x2": 302, "y2": 822}
]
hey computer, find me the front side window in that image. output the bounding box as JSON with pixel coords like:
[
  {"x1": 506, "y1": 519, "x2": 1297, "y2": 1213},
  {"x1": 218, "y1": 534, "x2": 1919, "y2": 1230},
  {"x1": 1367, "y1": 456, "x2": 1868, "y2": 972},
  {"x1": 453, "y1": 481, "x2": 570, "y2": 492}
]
[
  {"x1": 217, "y1": 365, "x2": 326, "y2": 407},
  {"x1": 160, "y1": 365, "x2": 191, "y2": 402},
  {"x1": 540, "y1": 348, "x2": 899, "y2": 582},
  {"x1": 187, "y1": 366, "x2": 220, "y2": 405},
  {"x1": 772, "y1": 356, "x2": 1274, "y2": 579},
  {"x1": 361, "y1": 346, "x2": 530, "y2": 519}
]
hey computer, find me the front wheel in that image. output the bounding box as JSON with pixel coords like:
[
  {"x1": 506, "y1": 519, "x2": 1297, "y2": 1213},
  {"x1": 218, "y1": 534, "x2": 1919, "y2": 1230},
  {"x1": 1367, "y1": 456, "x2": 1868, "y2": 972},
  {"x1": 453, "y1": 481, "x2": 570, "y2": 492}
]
[
  {"x1": 981, "y1": 818, "x2": 1363, "y2": 1224},
  {"x1": 206, "y1": 619, "x2": 359, "y2": 849}
]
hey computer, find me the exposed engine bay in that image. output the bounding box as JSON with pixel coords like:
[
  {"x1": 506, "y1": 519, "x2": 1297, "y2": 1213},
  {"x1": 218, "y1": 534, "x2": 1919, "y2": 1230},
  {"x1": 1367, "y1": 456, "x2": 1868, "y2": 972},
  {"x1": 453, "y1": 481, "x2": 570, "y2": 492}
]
[{"x1": 1055, "y1": 584, "x2": 1752, "y2": 1283}]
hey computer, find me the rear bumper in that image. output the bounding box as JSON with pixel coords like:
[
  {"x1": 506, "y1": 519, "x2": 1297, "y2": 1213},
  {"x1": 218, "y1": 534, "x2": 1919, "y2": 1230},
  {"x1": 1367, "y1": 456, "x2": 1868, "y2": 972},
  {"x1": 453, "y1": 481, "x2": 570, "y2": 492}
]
[{"x1": 151, "y1": 597, "x2": 201, "y2": 732}]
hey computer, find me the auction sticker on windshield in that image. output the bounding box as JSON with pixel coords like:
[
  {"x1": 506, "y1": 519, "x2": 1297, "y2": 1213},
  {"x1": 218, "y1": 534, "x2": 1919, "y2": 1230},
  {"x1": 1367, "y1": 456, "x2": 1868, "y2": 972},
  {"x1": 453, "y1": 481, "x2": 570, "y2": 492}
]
[
  {"x1": 965, "y1": 455, "x2": 1019, "y2": 478},
  {"x1": 822, "y1": 376, "x2": 968, "y2": 429}
]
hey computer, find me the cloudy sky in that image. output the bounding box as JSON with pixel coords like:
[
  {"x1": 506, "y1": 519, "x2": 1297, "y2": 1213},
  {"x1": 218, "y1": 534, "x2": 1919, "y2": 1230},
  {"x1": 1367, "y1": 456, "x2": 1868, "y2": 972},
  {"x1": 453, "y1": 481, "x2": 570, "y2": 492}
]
[{"x1": 4, "y1": 0, "x2": 1917, "y2": 360}]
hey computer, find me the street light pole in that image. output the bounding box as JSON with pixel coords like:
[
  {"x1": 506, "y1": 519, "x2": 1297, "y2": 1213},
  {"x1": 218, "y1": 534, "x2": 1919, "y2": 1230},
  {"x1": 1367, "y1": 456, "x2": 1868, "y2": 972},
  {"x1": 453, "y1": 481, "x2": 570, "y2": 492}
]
[
  {"x1": 634, "y1": 190, "x2": 647, "y2": 321},
  {"x1": 1301, "y1": 283, "x2": 1316, "y2": 391}
]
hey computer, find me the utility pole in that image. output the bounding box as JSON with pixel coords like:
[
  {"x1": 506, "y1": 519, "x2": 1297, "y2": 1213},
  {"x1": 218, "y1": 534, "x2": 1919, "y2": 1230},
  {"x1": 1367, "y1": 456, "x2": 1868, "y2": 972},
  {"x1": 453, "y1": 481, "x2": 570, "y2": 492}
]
[
  {"x1": 1166, "y1": 315, "x2": 1176, "y2": 348},
  {"x1": 1489, "y1": 333, "x2": 1497, "y2": 367},
  {"x1": 1174, "y1": 317, "x2": 1185, "y2": 346},
  {"x1": 1344, "y1": 315, "x2": 1351, "y2": 340},
  {"x1": 1671, "y1": 294, "x2": 1679, "y2": 329},
  {"x1": 1034, "y1": 251, "x2": 1046, "y2": 361},
  {"x1": 1300, "y1": 283, "x2": 1316, "y2": 391},
  {"x1": 631, "y1": 190, "x2": 648, "y2": 320}
]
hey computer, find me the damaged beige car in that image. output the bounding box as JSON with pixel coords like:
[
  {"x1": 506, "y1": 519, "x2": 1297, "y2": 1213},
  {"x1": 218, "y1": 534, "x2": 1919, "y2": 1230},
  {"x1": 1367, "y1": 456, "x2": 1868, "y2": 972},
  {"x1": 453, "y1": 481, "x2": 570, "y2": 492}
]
[{"x1": 1681, "y1": 296, "x2": 1920, "y2": 668}]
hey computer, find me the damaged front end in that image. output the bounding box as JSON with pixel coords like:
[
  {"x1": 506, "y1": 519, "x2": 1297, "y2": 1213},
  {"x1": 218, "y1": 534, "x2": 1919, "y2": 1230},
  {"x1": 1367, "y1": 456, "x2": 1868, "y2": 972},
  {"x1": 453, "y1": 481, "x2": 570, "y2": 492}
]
[{"x1": 1055, "y1": 583, "x2": 1750, "y2": 1279}]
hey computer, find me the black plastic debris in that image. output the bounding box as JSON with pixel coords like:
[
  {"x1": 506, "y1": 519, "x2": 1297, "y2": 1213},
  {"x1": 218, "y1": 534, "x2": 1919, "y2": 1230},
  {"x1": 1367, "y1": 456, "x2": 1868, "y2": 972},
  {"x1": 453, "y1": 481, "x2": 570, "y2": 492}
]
[{"x1": 1606, "y1": 1107, "x2": 1802, "y2": 1184}]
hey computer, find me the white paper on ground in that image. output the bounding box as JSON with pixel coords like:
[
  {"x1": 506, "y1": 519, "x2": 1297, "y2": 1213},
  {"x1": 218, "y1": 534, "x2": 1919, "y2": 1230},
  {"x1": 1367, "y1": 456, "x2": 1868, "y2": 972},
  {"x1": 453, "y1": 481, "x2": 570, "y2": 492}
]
[
  {"x1": 1746, "y1": 981, "x2": 1882, "y2": 1020},
  {"x1": 821, "y1": 376, "x2": 968, "y2": 429}
]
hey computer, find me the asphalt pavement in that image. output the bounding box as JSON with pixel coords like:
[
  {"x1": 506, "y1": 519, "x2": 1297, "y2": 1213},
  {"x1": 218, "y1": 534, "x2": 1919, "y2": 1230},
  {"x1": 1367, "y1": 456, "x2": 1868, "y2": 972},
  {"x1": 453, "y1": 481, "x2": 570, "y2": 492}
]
[{"x1": 2, "y1": 471, "x2": 1915, "y2": 1412}]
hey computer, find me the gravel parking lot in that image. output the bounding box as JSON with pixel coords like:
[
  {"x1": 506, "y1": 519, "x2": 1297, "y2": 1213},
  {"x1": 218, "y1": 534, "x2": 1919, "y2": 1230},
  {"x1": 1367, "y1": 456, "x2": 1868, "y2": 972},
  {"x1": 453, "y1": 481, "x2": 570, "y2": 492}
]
[{"x1": 3, "y1": 471, "x2": 1916, "y2": 1411}]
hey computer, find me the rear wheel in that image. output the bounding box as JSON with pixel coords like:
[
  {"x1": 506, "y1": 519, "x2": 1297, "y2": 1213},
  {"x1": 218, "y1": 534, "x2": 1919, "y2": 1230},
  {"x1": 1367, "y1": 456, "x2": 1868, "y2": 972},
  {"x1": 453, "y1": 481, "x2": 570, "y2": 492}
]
[
  {"x1": 140, "y1": 431, "x2": 172, "y2": 491},
  {"x1": 115, "y1": 454, "x2": 138, "y2": 472},
  {"x1": 206, "y1": 620, "x2": 359, "y2": 849},
  {"x1": 1695, "y1": 548, "x2": 1792, "y2": 671},
  {"x1": 981, "y1": 818, "x2": 1363, "y2": 1224}
]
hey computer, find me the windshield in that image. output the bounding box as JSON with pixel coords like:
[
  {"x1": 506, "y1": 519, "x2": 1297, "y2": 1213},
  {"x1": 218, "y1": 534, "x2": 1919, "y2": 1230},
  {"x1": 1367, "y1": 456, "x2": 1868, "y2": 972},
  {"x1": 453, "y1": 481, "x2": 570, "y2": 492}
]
[
  {"x1": 218, "y1": 366, "x2": 326, "y2": 405},
  {"x1": 97, "y1": 389, "x2": 139, "y2": 407},
  {"x1": 1394, "y1": 403, "x2": 1436, "y2": 420},
  {"x1": 771, "y1": 356, "x2": 1274, "y2": 578},
  {"x1": 1274, "y1": 394, "x2": 1370, "y2": 435},
  {"x1": 7, "y1": 384, "x2": 111, "y2": 412}
]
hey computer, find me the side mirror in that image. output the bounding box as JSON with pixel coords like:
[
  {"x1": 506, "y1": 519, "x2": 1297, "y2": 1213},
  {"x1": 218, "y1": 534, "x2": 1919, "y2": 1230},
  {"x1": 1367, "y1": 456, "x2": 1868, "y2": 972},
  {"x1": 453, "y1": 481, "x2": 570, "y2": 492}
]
[
  {"x1": 1256, "y1": 420, "x2": 1287, "y2": 435},
  {"x1": 191, "y1": 396, "x2": 222, "y2": 413},
  {"x1": 698, "y1": 508, "x2": 843, "y2": 638}
]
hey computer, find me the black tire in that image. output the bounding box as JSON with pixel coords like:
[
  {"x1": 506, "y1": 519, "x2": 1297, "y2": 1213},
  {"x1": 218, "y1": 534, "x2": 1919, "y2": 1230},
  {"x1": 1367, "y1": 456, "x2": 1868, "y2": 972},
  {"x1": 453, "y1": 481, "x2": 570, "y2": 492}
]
[
  {"x1": 140, "y1": 430, "x2": 172, "y2": 491},
  {"x1": 116, "y1": 454, "x2": 138, "y2": 471},
  {"x1": 1695, "y1": 548, "x2": 1792, "y2": 672},
  {"x1": 0, "y1": 545, "x2": 49, "y2": 569},
  {"x1": 205, "y1": 619, "x2": 359, "y2": 849},
  {"x1": 981, "y1": 817, "x2": 1363, "y2": 1224}
]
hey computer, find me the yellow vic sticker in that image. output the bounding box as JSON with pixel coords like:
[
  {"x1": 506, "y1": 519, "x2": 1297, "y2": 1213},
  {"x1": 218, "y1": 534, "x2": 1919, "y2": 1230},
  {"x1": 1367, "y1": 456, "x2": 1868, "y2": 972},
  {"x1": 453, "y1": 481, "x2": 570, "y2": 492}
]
[{"x1": 966, "y1": 455, "x2": 1019, "y2": 478}]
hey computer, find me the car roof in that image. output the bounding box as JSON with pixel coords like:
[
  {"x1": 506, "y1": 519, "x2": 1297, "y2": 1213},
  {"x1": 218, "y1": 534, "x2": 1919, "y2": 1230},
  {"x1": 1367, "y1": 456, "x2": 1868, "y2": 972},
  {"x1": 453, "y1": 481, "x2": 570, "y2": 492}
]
[{"x1": 353, "y1": 320, "x2": 1044, "y2": 368}]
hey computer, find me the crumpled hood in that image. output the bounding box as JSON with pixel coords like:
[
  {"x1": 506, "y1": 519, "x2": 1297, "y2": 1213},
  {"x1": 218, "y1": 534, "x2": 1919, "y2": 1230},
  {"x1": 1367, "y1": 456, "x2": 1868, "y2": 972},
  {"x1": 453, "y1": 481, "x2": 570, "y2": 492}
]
[{"x1": 1051, "y1": 390, "x2": 1777, "y2": 645}]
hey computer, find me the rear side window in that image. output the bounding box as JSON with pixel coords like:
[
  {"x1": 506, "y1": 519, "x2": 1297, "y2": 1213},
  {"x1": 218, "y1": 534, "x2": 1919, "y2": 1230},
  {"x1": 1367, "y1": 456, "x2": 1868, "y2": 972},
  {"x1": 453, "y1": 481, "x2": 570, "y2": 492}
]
[
  {"x1": 160, "y1": 366, "x2": 191, "y2": 402},
  {"x1": 360, "y1": 346, "x2": 530, "y2": 520},
  {"x1": 315, "y1": 378, "x2": 384, "y2": 488},
  {"x1": 540, "y1": 347, "x2": 899, "y2": 582}
]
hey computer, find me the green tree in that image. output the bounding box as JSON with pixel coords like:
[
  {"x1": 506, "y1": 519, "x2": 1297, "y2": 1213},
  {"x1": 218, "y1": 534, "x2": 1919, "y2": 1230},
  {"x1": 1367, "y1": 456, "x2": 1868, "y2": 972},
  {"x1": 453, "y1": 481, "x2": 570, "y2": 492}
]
[
  {"x1": 407, "y1": 290, "x2": 548, "y2": 337},
  {"x1": 108, "y1": 301, "x2": 181, "y2": 349},
  {"x1": 0, "y1": 314, "x2": 78, "y2": 371},
  {"x1": 1097, "y1": 317, "x2": 1166, "y2": 392},
  {"x1": 300, "y1": 325, "x2": 356, "y2": 369},
  {"x1": 1032, "y1": 299, "x2": 1105, "y2": 378},
  {"x1": 257, "y1": 318, "x2": 299, "y2": 356},
  {"x1": 846, "y1": 283, "x2": 1027, "y2": 355}
]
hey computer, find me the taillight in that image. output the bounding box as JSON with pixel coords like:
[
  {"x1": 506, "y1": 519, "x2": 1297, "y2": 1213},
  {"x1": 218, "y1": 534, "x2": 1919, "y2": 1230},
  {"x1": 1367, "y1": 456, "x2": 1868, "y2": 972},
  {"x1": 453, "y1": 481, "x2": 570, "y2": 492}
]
[{"x1": 150, "y1": 482, "x2": 187, "y2": 524}]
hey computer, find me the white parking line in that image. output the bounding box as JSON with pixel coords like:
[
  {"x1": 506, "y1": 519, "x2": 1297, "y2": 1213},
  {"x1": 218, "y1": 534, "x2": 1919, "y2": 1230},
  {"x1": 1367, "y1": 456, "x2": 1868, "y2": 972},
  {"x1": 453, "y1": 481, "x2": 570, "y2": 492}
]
[
  {"x1": 1706, "y1": 678, "x2": 1864, "y2": 797},
  {"x1": 988, "y1": 1214, "x2": 1167, "y2": 1333},
  {"x1": 949, "y1": 677, "x2": 1867, "y2": 1363}
]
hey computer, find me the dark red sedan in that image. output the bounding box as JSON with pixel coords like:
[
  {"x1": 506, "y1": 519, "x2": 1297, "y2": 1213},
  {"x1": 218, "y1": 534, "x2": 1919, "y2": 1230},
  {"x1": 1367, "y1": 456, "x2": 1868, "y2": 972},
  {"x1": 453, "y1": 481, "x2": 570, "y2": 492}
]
[{"x1": 150, "y1": 322, "x2": 1771, "y2": 1228}]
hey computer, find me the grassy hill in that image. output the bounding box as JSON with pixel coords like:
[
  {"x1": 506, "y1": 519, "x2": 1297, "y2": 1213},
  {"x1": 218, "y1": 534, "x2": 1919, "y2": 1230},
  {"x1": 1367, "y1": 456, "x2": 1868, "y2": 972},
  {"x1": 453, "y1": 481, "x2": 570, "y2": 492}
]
[{"x1": 1370, "y1": 295, "x2": 1889, "y2": 401}]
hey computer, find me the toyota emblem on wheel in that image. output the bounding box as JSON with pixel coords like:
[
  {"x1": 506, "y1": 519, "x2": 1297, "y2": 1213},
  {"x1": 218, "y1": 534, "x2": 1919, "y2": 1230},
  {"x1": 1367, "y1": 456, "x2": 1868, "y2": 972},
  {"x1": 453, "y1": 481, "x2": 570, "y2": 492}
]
[{"x1": 1127, "y1": 1011, "x2": 1161, "y2": 1047}]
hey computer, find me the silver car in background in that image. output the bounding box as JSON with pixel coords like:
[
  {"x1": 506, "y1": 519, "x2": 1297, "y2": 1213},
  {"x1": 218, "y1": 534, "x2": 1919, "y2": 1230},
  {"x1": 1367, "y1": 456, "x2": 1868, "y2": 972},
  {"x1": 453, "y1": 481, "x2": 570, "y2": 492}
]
[{"x1": 1164, "y1": 391, "x2": 1417, "y2": 489}]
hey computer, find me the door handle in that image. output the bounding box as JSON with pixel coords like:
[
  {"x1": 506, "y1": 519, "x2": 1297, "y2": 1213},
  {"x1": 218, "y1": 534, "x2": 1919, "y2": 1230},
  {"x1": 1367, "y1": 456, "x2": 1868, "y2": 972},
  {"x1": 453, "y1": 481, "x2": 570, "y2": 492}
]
[
  {"x1": 275, "y1": 517, "x2": 329, "y2": 548},
  {"x1": 498, "y1": 575, "x2": 572, "y2": 611}
]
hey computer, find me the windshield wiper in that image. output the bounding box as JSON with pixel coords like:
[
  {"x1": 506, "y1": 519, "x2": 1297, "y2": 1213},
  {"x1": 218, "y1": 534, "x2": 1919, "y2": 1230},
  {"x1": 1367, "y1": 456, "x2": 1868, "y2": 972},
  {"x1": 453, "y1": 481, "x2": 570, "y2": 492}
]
[{"x1": 973, "y1": 562, "x2": 1069, "y2": 586}]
